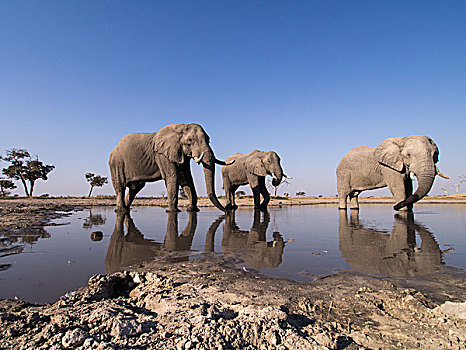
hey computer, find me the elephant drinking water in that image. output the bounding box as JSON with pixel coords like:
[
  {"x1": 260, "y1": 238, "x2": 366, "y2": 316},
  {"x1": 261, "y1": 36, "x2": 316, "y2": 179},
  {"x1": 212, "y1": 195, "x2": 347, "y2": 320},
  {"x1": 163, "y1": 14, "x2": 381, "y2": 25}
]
[
  {"x1": 109, "y1": 123, "x2": 231, "y2": 212},
  {"x1": 336, "y1": 135, "x2": 448, "y2": 211}
]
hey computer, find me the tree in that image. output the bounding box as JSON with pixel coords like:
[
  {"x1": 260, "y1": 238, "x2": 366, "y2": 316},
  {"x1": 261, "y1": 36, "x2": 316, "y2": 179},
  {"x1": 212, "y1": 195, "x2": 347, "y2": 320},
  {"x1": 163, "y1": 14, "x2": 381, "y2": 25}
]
[
  {"x1": 454, "y1": 176, "x2": 466, "y2": 194},
  {"x1": 296, "y1": 191, "x2": 306, "y2": 196},
  {"x1": 1, "y1": 149, "x2": 55, "y2": 197},
  {"x1": 85, "y1": 173, "x2": 108, "y2": 197},
  {"x1": 0, "y1": 178, "x2": 16, "y2": 197},
  {"x1": 236, "y1": 190, "x2": 246, "y2": 196},
  {"x1": 267, "y1": 178, "x2": 291, "y2": 196}
]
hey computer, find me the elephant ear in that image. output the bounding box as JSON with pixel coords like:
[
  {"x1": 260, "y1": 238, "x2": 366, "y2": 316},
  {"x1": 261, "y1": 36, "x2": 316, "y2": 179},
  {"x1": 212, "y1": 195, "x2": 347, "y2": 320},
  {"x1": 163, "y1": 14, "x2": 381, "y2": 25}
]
[
  {"x1": 154, "y1": 124, "x2": 185, "y2": 163},
  {"x1": 374, "y1": 137, "x2": 405, "y2": 172},
  {"x1": 247, "y1": 157, "x2": 267, "y2": 177}
]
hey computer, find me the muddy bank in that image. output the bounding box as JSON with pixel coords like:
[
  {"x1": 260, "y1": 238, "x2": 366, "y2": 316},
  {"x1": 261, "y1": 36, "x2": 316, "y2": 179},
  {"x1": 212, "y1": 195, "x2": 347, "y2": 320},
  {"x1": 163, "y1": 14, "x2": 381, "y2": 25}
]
[
  {"x1": 1, "y1": 255, "x2": 465, "y2": 349},
  {"x1": 1, "y1": 199, "x2": 466, "y2": 349}
]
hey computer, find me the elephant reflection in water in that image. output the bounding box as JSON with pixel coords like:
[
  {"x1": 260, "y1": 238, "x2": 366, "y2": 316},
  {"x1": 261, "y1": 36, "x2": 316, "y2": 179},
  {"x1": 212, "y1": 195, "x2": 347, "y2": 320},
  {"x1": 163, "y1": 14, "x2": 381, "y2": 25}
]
[
  {"x1": 105, "y1": 212, "x2": 197, "y2": 274},
  {"x1": 339, "y1": 211, "x2": 443, "y2": 277},
  {"x1": 205, "y1": 211, "x2": 285, "y2": 269}
]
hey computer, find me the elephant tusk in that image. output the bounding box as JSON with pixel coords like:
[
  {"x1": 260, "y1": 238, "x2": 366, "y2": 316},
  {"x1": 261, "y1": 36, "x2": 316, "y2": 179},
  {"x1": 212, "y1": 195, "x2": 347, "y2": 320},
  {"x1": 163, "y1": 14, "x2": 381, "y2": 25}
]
[
  {"x1": 284, "y1": 175, "x2": 292, "y2": 179},
  {"x1": 435, "y1": 166, "x2": 450, "y2": 179},
  {"x1": 409, "y1": 172, "x2": 416, "y2": 180},
  {"x1": 215, "y1": 158, "x2": 235, "y2": 166},
  {"x1": 194, "y1": 152, "x2": 204, "y2": 164}
]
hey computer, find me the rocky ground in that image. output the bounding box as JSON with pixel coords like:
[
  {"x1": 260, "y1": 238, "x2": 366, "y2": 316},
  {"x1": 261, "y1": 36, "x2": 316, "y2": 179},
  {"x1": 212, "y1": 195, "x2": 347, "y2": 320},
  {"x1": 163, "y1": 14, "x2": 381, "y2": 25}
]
[{"x1": 1, "y1": 198, "x2": 466, "y2": 349}]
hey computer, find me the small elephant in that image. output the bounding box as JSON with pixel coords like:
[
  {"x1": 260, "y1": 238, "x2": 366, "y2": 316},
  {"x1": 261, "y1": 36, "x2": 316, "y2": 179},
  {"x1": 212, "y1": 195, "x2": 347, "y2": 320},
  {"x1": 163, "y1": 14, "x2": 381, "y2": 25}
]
[
  {"x1": 109, "y1": 123, "x2": 232, "y2": 213},
  {"x1": 336, "y1": 135, "x2": 449, "y2": 211},
  {"x1": 221, "y1": 150, "x2": 290, "y2": 211}
]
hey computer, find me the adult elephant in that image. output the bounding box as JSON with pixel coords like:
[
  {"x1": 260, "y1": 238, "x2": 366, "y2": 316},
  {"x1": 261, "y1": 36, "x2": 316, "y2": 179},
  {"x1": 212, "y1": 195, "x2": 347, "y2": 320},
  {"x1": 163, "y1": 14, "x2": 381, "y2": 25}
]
[
  {"x1": 336, "y1": 135, "x2": 448, "y2": 211},
  {"x1": 109, "y1": 123, "x2": 231, "y2": 212},
  {"x1": 222, "y1": 150, "x2": 290, "y2": 211}
]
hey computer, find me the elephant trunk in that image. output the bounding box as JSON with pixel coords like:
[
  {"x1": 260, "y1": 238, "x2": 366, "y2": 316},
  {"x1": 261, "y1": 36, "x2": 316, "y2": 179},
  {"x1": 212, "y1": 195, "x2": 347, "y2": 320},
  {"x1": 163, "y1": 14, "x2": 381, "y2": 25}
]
[
  {"x1": 202, "y1": 150, "x2": 228, "y2": 212},
  {"x1": 272, "y1": 166, "x2": 283, "y2": 187},
  {"x1": 394, "y1": 166, "x2": 436, "y2": 211}
]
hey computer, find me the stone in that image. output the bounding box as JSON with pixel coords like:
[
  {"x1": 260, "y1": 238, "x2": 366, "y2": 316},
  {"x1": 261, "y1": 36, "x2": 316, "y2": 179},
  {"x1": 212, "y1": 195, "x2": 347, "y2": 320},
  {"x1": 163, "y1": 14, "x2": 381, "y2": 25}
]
[
  {"x1": 90, "y1": 231, "x2": 103, "y2": 241},
  {"x1": 61, "y1": 328, "x2": 88, "y2": 348},
  {"x1": 437, "y1": 301, "x2": 466, "y2": 320}
]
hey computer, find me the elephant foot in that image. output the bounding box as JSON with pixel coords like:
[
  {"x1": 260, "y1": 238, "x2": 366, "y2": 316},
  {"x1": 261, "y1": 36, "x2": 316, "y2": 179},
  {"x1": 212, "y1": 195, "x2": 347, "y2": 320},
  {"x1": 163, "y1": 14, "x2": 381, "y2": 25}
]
[
  {"x1": 350, "y1": 207, "x2": 359, "y2": 211},
  {"x1": 166, "y1": 208, "x2": 181, "y2": 213},
  {"x1": 115, "y1": 206, "x2": 129, "y2": 214},
  {"x1": 225, "y1": 203, "x2": 238, "y2": 211},
  {"x1": 259, "y1": 203, "x2": 268, "y2": 212},
  {"x1": 338, "y1": 207, "x2": 347, "y2": 211},
  {"x1": 186, "y1": 205, "x2": 200, "y2": 212},
  {"x1": 254, "y1": 206, "x2": 261, "y2": 211}
]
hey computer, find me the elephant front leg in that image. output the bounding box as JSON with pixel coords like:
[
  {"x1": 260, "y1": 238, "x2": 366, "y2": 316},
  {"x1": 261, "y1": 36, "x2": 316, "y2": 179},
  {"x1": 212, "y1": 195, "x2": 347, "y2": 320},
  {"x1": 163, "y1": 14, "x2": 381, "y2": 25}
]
[
  {"x1": 164, "y1": 173, "x2": 181, "y2": 213},
  {"x1": 385, "y1": 171, "x2": 410, "y2": 212},
  {"x1": 225, "y1": 184, "x2": 239, "y2": 210},
  {"x1": 258, "y1": 177, "x2": 270, "y2": 211},
  {"x1": 180, "y1": 166, "x2": 199, "y2": 212},
  {"x1": 404, "y1": 177, "x2": 414, "y2": 212},
  {"x1": 248, "y1": 175, "x2": 261, "y2": 211}
]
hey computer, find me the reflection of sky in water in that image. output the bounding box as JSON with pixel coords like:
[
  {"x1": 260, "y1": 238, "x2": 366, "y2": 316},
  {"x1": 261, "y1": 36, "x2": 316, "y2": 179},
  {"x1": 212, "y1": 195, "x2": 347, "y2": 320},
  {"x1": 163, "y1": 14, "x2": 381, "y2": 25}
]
[{"x1": 0, "y1": 205, "x2": 465, "y2": 304}]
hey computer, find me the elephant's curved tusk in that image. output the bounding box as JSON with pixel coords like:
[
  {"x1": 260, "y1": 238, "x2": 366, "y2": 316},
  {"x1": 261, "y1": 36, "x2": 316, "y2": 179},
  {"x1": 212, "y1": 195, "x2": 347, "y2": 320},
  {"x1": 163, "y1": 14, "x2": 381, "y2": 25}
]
[
  {"x1": 436, "y1": 166, "x2": 450, "y2": 179},
  {"x1": 215, "y1": 158, "x2": 235, "y2": 166},
  {"x1": 284, "y1": 175, "x2": 293, "y2": 179},
  {"x1": 409, "y1": 172, "x2": 416, "y2": 180},
  {"x1": 194, "y1": 152, "x2": 204, "y2": 164}
]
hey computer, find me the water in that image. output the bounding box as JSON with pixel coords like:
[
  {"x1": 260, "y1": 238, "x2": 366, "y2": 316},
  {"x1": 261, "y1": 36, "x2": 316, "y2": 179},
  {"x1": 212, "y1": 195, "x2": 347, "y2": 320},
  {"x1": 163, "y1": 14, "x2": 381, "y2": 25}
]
[{"x1": 1, "y1": 205, "x2": 465, "y2": 304}]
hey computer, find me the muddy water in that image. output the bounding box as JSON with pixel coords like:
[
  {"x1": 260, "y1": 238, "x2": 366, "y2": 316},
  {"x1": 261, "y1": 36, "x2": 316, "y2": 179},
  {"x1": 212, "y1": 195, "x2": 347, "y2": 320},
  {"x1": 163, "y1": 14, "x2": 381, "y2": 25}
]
[{"x1": 1, "y1": 205, "x2": 465, "y2": 304}]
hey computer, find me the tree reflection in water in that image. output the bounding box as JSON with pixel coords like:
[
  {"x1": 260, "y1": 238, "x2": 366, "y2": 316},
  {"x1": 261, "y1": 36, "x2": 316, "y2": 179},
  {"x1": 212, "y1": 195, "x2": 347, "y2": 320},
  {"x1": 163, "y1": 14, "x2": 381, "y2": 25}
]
[
  {"x1": 82, "y1": 209, "x2": 107, "y2": 229},
  {"x1": 339, "y1": 211, "x2": 443, "y2": 277}
]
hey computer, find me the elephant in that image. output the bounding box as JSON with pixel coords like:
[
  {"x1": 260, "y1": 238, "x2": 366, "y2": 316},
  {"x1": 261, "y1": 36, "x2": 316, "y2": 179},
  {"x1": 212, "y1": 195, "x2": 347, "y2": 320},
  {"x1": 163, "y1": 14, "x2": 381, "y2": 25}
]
[
  {"x1": 336, "y1": 135, "x2": 449, "y2": 211},
  {"x1": 205, "y1": 211, "x2": 285, "y2": 269},
  {"x1": 338, "y1": 211, "x2": 443, "y2": 277},
  {"x1": 105, "y1": 211, "x2": 197, "y2": 274},
  {"x1": 221, "y1": 150, "x2": 290, "y2": 211},
  {"x1": 109, "y1": 123, "x2": 232, "y2": 213}
]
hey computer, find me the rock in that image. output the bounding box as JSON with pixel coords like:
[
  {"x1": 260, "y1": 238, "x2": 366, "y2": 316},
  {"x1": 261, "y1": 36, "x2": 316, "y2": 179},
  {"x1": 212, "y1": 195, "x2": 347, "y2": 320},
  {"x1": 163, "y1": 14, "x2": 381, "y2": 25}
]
[
  {"x1": 61, "y1": 328, "x2": 88, "y2": 348},
  {"x1": 90, "y1": 231, "x2": 103, "y2": 241},
  {"x1": 110, "y1": 318, "x2": 142, "y2": 338},
  {"x1": 436, "y1": 301, "x2": 466, "y2": 320}
]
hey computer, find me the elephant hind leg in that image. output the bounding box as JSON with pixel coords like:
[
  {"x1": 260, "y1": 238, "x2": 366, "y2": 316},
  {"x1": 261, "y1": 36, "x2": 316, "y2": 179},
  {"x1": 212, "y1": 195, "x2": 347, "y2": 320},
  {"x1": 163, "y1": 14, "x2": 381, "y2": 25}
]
[
  {"x1": 125, "y1": 182, "x2": 145, "y2": 209},
  {"x1": 225, "y1": 184, "x2": 239, "y2": 210},
  {"x1": 179, "y1": 167, "x2": 199, "y2": 212}
]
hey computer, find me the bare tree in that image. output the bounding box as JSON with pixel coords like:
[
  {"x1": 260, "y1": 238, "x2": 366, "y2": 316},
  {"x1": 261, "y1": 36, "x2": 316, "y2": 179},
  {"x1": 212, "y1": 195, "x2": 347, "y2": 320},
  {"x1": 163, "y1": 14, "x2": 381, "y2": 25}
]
[
  {"x1": 236, "y1": 190, "x2": 246, "y2": 196},
  {"x1": 296, "y1": 191, "x2": 306, "y2": 196},
  {"x1": 267, "y1": 178, "x2": 291, "y2": 197},
  {"x1": 1, "y1": 149, "x2": 55, "y2": 197},
  {"x1": 455, "y1": 176, "x2": 466, "y2": 194},
  {"x1": 85, "y1": 173, "x2": 108, "y2": 197}
]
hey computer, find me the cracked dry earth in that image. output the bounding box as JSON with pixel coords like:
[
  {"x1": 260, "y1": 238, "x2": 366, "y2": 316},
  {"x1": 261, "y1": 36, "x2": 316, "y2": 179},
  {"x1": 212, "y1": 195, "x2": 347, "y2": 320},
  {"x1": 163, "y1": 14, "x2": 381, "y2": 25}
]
[{"x1": 1, "y1": 255, "x2": 465, "y2": 350}]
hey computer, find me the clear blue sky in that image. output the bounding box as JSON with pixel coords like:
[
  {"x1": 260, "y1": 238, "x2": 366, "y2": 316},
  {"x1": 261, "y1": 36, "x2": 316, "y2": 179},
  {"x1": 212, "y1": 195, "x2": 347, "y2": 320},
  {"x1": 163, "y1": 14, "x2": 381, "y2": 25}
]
[{"x1": 1, "y1": 1, "x2": 465, "y2": 197}]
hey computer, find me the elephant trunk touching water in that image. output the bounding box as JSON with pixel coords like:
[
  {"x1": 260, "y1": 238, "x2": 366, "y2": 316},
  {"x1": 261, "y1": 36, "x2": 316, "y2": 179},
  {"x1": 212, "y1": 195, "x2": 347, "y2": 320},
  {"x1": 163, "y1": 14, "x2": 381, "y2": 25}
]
[{"x1": 337, "y1": 135, "x2": 448, "y2": 211}]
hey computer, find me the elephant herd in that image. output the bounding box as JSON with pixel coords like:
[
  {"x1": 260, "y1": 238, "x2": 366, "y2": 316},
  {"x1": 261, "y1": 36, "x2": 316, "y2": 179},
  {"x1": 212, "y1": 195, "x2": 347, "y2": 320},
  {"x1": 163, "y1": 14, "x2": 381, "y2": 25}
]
[{"x1": 109, "y1": 123, "x2": 448, "y2": 213}]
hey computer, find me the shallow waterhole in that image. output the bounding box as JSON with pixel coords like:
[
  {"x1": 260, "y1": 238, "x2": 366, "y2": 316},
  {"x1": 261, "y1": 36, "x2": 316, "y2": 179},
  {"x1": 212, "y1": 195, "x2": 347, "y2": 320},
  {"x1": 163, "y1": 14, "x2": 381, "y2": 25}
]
[{"x1": 1, "y1": 205, "x2": 465, "y2": 304}]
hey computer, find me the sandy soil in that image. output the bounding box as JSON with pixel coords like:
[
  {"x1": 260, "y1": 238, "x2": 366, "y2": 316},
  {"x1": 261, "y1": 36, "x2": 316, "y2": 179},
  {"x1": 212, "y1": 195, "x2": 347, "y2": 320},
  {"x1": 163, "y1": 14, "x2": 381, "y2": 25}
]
[{"x1": 1, "y1": 198, "x2": 465, "y2": 349}]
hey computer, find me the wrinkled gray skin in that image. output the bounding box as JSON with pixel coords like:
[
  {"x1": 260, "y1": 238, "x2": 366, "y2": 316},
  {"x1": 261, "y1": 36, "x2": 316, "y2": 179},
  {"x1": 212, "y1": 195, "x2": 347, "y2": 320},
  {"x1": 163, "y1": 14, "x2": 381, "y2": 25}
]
[
  {"x1": 222, "y1": 150, "x2": 286, "y2": 211},
  {"x1": 339, "y1": 211, "x2": 442, "y2": 277},
  {"x1": 336, "y1": 135, "x2": 446, "y2": 211},
  {"x1": 109, "y1": 123, "x2": 229, "y2": 213}
]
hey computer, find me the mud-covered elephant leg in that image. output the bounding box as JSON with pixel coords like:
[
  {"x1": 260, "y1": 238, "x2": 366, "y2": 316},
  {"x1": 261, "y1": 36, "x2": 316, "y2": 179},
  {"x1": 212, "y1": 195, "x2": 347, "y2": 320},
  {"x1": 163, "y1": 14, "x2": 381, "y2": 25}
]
[
  {"x1": 163, "y1": 161, "x2": 181, "y2": 213},
  {"x1": 348, "y1": 190, "x2": 361, "y2": 210},
  {"x1": 125, "y1": 182, "x2": 145, "y2": 209},
  {"x1": 258, "y1": 176, "x2": 270, "y2": 211},
  {"x1": 229, "y1": 185, "x2": 239, "y2": 210},
  {"x1": 382, "y1": 167, "x2": 409, "y2": 212},
  {"x1": 404, "y1": 177, "x2": 414, "y2": 212},
  {"x1": 247, "y1": 174, "x2": 262, "y2": 210},
  {"x1": 179, "y1": 163, "x2": 199, "y2": 212}
]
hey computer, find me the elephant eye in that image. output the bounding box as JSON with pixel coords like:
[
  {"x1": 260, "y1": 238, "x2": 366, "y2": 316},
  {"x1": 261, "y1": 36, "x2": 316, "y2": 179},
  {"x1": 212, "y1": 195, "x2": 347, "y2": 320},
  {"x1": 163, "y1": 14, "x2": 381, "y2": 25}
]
[{"x1": 186, "y1": 137, "x2": 193, "y2": 144}]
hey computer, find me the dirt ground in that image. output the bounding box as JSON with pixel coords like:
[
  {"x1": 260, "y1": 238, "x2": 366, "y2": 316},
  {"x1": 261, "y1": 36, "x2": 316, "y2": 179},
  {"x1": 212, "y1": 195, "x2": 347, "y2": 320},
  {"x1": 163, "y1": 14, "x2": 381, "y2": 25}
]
[{"x1": 1, "y1": 198, "x2": 465, "y2": 349}]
